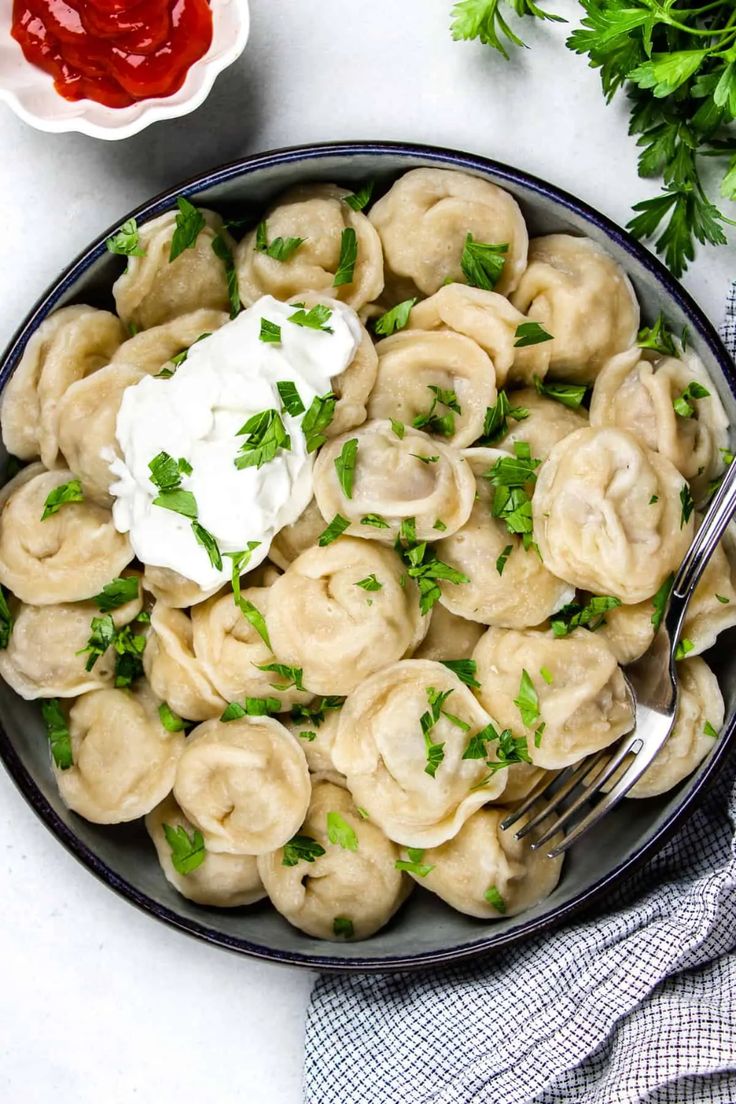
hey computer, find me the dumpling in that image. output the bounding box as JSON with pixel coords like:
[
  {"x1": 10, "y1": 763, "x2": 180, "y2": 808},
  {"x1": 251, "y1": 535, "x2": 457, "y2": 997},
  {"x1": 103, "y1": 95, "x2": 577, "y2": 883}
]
[
  {"x1": 495, "y1": 387, "x2": 588, "y2": 461},
  {"x1": 113, "y1": 208, "x2": 236, "y2": 330},
  {"x1": 57, "y1": 362, "x2": 146, "y2": 506},
  {"x1": 367, "y1": 330, "x2": 496, "y2": 448},
  {"x1": 0, "y1": 577, "x2": 142, "y2": 700},
  {"x1": 0, "y1": 465, "x2": 133, "y2": 604},
  {"x1": 235, "y1": 184, "x2": 384, "y2": 310},
  {"x1": 412, "y1": 602, "x2": 484, "y2": 662},
  {"x1": 54, "y1": 685, "x2": 185, "y2": 824},
  {"x1": 496, "y1": 762, "x2": 554, "y2": 804},
  {"x1": 369, "y1": 168, "x2": 528, "y2": 299},
  {"x1": 312, "y1": 420, "x2": 476, "y2": 542},
  {"x1": 532, "y1": 428, "x2": 694, "y2": 603},
  {"x1": 409, "y1": 284, "x2": 548, "y2": 387},
  {"x1": 435, "y1": 448, "x2": 574, "y2": 626},
  {"x1": 510, "y1": 235, "x2": 639, "y2": 382},
  {"x1": 269, "y1": 498, "x2": 326, "y2": 570},
  {"x1": 141, "y1": 564, "x2": 222, "y2": 609},
  {"x1": 265, "y1": 540, "x2": 427, "y2": 696},
  {"x1": 257, "y1": 778, "x2": 410, "y2": 941},
  {"x1": 111, "y1": 309, "x2": 229, "y2": 374},
  {"x1": 590, "y1": 346, "x2": 729, "y2": 502},
  {"x1": 284, "y1": 703, "x2": 344, "y2": 776},
  {"x1": 1, "y1": 305, "x2": 125, "y2": 468},
  {"x1": 624, "y1": 658, "x2": 724, "y2": 798},
  {"x1": 173, "y1": 716, "x2": 310, "y2": 854},
  {"x1": 472, "y1": 626, "x2": 634, "y2": 770},
  {"x1": 285, "y1": 292, "x2": 378, "y2": 436},
  {"x1": 143, "y1": 604, "x2": 226, "y2": 722},
  {"x1": 146, "y1": 795, "x2": 267, "y2": 908},
  {"x1": 405, "y1": 807, "x2": 563, "y2": 919},
  {"x1": 332, "y1": 660, "x2": 508, "y2": 847},
  {"x1": 190, "y1": 581, "x2": 314, "y2": 711}
]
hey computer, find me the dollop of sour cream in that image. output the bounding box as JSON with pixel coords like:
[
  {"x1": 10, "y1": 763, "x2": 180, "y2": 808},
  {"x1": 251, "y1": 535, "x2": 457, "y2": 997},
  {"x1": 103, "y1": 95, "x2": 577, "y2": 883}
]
[{"x1": 110, "y1": 295, "x2": 362, "y2": 589}]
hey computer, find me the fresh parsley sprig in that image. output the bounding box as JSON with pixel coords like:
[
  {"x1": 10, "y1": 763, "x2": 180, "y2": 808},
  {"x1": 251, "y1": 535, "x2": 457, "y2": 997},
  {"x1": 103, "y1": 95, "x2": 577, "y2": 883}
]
[{"x1": 451, "y1": 0, "x2": 564, "y2": 62}]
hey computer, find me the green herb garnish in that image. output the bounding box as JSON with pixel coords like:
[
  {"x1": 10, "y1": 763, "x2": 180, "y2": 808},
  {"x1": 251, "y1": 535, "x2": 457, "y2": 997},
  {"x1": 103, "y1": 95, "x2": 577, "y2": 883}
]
[
  {"x1": 344, "y1": 182, "x2": 375, "y2": 211},
  {"x1": 550, "y1": 595, "x2": 622, "y2": 638},
  {"x1": 302, "y1": 392, "x2": 337, "y2": 452},
  {"x1": 282, "y1": 834, "x2": 325, "y2": 867},
  {"x1": 255, "y1": 662, "x2": 305, "y2": 691},
  {"x1": 277, "y1": 380, "x2": 305, "y2": 416},
  {"x1": 515, "y1": 321, "x2": 553, "y2": 347},
  {"x1": 460, "y1": 233, "x2": 508, "y2": 290},
  {"x1": 533, "y1": 375, "x2": 588, "y2": 410},
  {"x1": 234, "y1": 409, "x2": 291, "y2": 470},
  {"x1": 395, "y1": 848, "x2": 434, "y2": 877},
  {"x1": 413, "y1": 385, "x2": 462, "y2": 437},
  {"x1": 333, "y1": 917, "x2": 354, "y2": 938},
  {"x1": 163, "y1": 823, "x2": 206, "y2": 875},
  {"x1": 260, "y1": 318, "x2": 281, "y2": 344},
  {"x1": 374, "y1": 298, "x2": 417, "y2": 336},
  {"x1": 41, "y1": 479, "x2": 84, "y2": 520},
  {"x1": 212, "y1": 233, "x2": 240, "y2": 318},
  {"x1": 484, "y1": 884, "x2": 507, "y2": 913},
  {"x1": 326, "y1": 811, "x2": 358, "y2": 851},
  {"x1": 637, "y1": 313, "x2": 677, "y2": 357},
  {"x1": 158, "y1": 703, "x2": 188, "y2": 732},
  {"x1": 439, "y1": 658, "x2": 480, "y2": 688},
  {"x1": 41, "y1": 699, "x2": 73, "y2": 771},
  {"x1": 254, "y1": 220, "x2": 305, "y2": 262},
  {"x1": 0, "y1": 586, "x2": 12, "y2": 649},
  {"x1": 318, "y1": 513, "x2": 351, "y2": 546},
  {"x1": 334, "y1": 438, "x2": 359, "y2": 499},
  {"x1": 288, "y1": 304, "x2": 334, "y2": 334},
  {"x1": 333, "y1": 227, "x2": 358, "y2": 287},
  {"x1": 169, "y1": 197, "x2": 206, "y2": 263},
  {"x1": 106, "y1": 218, "x2": 145, "y2": 257},
  {"x1": 514, "y1": 669, "x2": 540, "y2": 728},
  {"x1": 673, "y1": 381, "x2": 711, "y2": 418},
  {"x1": 478, "y1": 390, "x2": 529, "y2": 444}
]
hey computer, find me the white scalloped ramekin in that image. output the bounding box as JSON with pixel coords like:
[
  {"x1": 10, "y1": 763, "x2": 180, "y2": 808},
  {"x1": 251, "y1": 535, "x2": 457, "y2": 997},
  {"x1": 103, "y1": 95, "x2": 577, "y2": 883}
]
[{"x1": 0, "y1": 0, "x2": 249, "y2": 140}]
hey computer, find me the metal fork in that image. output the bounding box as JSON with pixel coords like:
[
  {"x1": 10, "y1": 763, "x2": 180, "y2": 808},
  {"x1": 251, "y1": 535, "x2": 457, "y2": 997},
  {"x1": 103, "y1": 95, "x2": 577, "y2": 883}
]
[{"x1": 501, "y1": 449, "x2": 736, "y2": 859}]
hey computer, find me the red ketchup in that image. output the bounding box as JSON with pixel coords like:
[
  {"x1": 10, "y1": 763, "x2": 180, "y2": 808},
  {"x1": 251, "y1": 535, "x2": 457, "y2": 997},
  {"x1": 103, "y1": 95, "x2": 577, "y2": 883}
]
[{"x1": 11, "y1": 0, "x2": 213, "y2": 108}]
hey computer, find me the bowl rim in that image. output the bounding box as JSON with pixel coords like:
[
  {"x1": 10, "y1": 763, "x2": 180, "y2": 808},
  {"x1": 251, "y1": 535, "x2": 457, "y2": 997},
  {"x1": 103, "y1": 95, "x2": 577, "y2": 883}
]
[
  {"x1": 0, "y1": 0, "x2": 250, "y2": 141},
  {"x1": 0, "y1": 139, "x2": 734, "y2": 972}
]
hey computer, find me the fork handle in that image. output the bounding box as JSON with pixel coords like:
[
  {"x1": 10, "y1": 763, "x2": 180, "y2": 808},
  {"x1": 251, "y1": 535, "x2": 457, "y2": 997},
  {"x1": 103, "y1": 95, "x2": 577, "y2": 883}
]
[{"x1": 667, "y1": 454, "x2": 736, "y2": 641}]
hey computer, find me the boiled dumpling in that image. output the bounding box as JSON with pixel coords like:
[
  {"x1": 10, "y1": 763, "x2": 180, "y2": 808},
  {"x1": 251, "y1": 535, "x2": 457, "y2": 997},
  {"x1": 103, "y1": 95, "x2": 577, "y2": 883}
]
[
  {"x1": 257, "y1": 778, "x2": 410, "y2": 941},
  {"x1": 590, "y1": 346, "x2": 729, "y2": 501},
  {"x1": 235, "y1": 184, "x2": 384, "y2": 310},
  {"x1": 190, "y1": 579, "x2": 314, "y2": 711},
  {"x1": 510, "y1": 235, "x2": 639, "y2": 382},
  {"x1": 0, "y1": 465, "x2": 133, "y2": 604},
  {"x1": 532, "y1": 428, "x2": 694, "y2": 603},
  {"x1": 412, "y1": 602, "x2": 484, "y2": 662},
  {"x1": 409, "y1": 284, "x2": 548, "y2": 387},
  {"x1": 312, "y1": 420, "x2": 476, "y2": 542},
  {"x1": 146, "y1": 795, "x2": 267, "y2": 908},
  {"x1": 269, "y1": 498, "x2": 326, "y2": 570},
  {"x1": 405, "y1": 807, "x2": 563, "y2": 918},
  {"x1": 57, "y1": 362, "x2": 146, "y2": 505},
  {"x1": 495, "y1": 387, "x2": 588, "y2": 460},
  {"x1": 496, "y1": 762, "x2": 554, "y2": 804},
  {"x1": 435, "y1": 448, "x2": 574, "y2": 627},
  {"x1": 173, "y1": 716, "x2": 310, "y2": 854},
  {"x1": 113, "y1": 208, "x2": 236, "y2": 329},
  {"x1": 141, "y1": 564, "x2": 222, "y2": 609},
  {"x1": 472, "y1": 626, "x2": 634, "y2": 770},
  {"x1": 265, "y1": 539, "x2": 427, "y2": 696},
  {"x1": 143, "y1": 604, "x2": 226, "y2": 722},
  {"x1": 54, "y1": 685, "x2": 185, "y2": 824},
  {"x1": 367, "y1": 330, "x2": 496, "y2": 448},
  {"x1": 111, "y1": 309, "x2": 229, "y2": 374},
  {"x1": 0, "y1": 577, "x2": 142, "y2": 700},
  {"x1": 332, "y1": 660, "x2": 508, "y2": 847},
  {"x1": 369, "y1": 168, "x2": 528, "y2": 299},
  {"x1": 1, "y1": 305, "x2": 125, "y2": 469},
  {"x1": 624, "y1": 658, "x2": 723, "y2": 798}
]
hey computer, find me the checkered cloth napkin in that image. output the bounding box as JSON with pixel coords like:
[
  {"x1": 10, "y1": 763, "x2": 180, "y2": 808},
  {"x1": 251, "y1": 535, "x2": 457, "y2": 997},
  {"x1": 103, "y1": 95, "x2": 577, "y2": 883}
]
[{"x1": 303, "y1": 293, "x2": 736, "y2": 1104}]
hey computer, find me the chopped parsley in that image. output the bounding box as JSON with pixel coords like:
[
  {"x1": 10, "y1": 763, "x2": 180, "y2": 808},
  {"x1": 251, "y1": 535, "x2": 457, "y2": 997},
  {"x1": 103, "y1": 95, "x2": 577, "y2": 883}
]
[
  {"x1": 93, "y1": 576, "x2": 139, "y2": 613},
  {"x1": 254, "y1": 220, "x2": 305, "y2": 261},
  {"x1": 318, "y1": 513, "x2": 351, "y2": 546},
  {"x1": 637, "y1": 313, "x2": 677, "y2": 357},
  {"x1": 277, "y1": 380, "x2": 305, "y2": 417},
  {"x1": 221, "y1": 697, "x2": 281, "y2": 720},
  {"x1": 704, "y1": 721, "x2": 719, "y2": 739},
  {"x1": 413, "y1": 385, "x2": 462, "y2": 437},
  {"x1": 356, "y1": 574, "x2": 382, "y2": 592},
  {"x1": 260, "y1": 318, "x2": 281, "y2": 344},
  {"x1": 675, "y1": 637, "x2": 695, "y2": 661},
  {"x1": 460, "y1": 233, "x2": 508, "y2": 290},
  {"x1": 234, "y1": 409, "x2": 291, "y2": 470},
  {"x1": 326, "y1": 811, "x2": 358, "y2": 851},
  {"x1": 515, "y1": 322, "x2": 553, "y2": 347},
  {"x1": 334, "y1": 438, "x2": 359, "y2": 498},
  {"x1": 333, "y1": 227, "x2": 358, "y2": 287},
  {"x1": 540, "y1": 666, "x2": 554, "y2": 685},
  {"x1": 41, "y1": 479, "x2": 84, "y2": 520},
  {"x1": 651, "y1": 574, "x2": 674, "y2": 631},
  {"x1": 673, "y1": 381, "x2": 710, "y2": 418},
  {"x1": 374, "y1": 298, "x2": 417, "y2": 336},
  {"x1": 484, "y1": 442, "x2": 541, "y2": 547},
  {"x1": 288, "y1": 303, "x2": 334, "y2": 334},
  {"x1": 282, "y1": 834, "x2": 325, "y2": 867},
  {"x1": 343, "y1": 182, "x2": 375, "y2": 211},
  {"x1": 255, "y1": 662, "x2": 305, "y2": 691},
  {"x1": 235, "y1": 596, "x2": 270, "y2": 648},
  {"x1": 514, "y1": 669, "x2": 540, "y2": 728},
  {"x1": 211, "y1": 232, "x2": 241, "y2": 318},
  {"x1": 550, "y1": 595, "x2": 622, "y2": 637},
  {"x1": 390, "y1": 419, "x2": 406, "y2": 439},
  {"x1": 333, "y1": 917, "x2": 354, "y2": 938},
  {"x1": 412, "y1": 453, "x2": 439, "y2": 465},
  {"x1": 0, "y1": 587, "x2": 12, "y2": 650},
  {"x1": 109, "y1": 624, "x2": 146, "y2": 688},
  {"x1": 77, "y1": 614, "x2": 116, "y2": 671},
  {"x1": 478, "y1": 390, "x2": 529, "y2": 444},
  {"x1": 473, "y1": 727, "x2": 531, "y2": 784},
  {"x1": 420, "y1": 686, "x2": 456, "y2": 778},
  {"x1": 158, "y1": 702, "x2": 188, "y2": 732},
  {"x1": 106, "y1": 218, "x2": 145, "y2": 257},
  {"x1": 496, "y1": 544, "x2": 513, "y2": 576},
  {"x1": 440, "y1": 658, "x2": 480, "y2": 688},
  {"x1": 484, "y1": 885, "x2": 507, "y2": 913},
  {"x1": 226, "y1": 542, "x2": 262, "y2": 616},
  {"x1": 302, "y1": 392, "x2": 337, "y2": 452},
  {"x1": 533, "y1": 375, "x2": 588, "y2": 410},
  {"x1": 192, "y1": 521, "x2": 222, "y2": 571},
  {"x1": 163, "y1": 823, "x2": 205, "y2": 875},
  {"x1": 395, "y1": 848, "x2": 434, "y2": 877},
  {"x1": 360, "y1": 513, "x2": 390, "y2": 529},
  {"x1": 291, "y1": 696, "x2": 345, "y2": 728},
  {"x1": 716, "y1": 594, "x2": 731, "y2": 604},
  {"x1": 433, "y1": 518, "x2": 447, "y2": 532},
  {"x1": 169, "y1": 197, "x2": 206, "y2": 263},
  {"x1": 41, "y1": 699, "x2": 73, "y2": 771},
  {"x1": 168, "y1": 332, "x2": 212, "y2": 371},
  {"x1": 680, "y1": 484, "x2": 695, "y2": 528},
  {"x1": 396, "y1": 522, "x2": 469, "y2": 615},
  {"x1": 649, "y1": 495, "x2": 659, "y2": 505}
]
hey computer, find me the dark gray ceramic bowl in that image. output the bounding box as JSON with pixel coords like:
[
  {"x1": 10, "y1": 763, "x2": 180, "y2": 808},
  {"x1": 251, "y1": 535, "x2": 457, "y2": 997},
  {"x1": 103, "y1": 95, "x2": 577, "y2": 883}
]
[{"x1": 1, "y1": 141, "x2": 734, "y2": 971}]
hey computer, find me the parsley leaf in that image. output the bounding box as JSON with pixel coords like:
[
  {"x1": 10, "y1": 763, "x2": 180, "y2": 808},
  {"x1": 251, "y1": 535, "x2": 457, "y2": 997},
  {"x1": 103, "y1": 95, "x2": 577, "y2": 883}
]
[
  {"x1": 260, "y1": 318, "x2": 281, "y2": 344},
  {"x1": 550, "y1": 595, "x2": 622, "y2": 637},
  {"x1": 318, "y1": 513, "x2": 351, "y2": 546},
  {"x1": 291, "y1": 696, "x2": 345, "y2": 727},
  {"x1": 533, "y1": 375, "x2": 588, "y2": 410},
  {"x1": 158, "y1": 703, "x2": 188, "y2": 732},
  {"x1": 452, "y1": 0, "x2": 564, "y2": 60},
  {"x1": 496, "y1": 544, "x2": 513, "y2": 576},
  {"x1": 514, "y1": 669, "x2": 540, "y2": 728},
  {"x1": 515, "y1": 321, "x2": 553, "y2": 347},
  {"x1": 361, "y1": 513, "x2": 390, "y2": 529},
  {"x1": 413, "y1": 385, "x2": 462, "y2": 437},
  {"x1": 333, "y1": 916, "x2": 354, "y2": 938},
  {"x1": 41, "y1": 479, "x2": 84, "y2": 520},
  {"x1": 334, "y1": 438, "x2": 359, "y2": 499},
  {"x1": 282, "y1": 834, "x2": 325, "y2": 867},
  {"x1": 163, "y1": 823, "x2": 205, "y2": 875},
  {"x1": 651, "y1": 573, "x2": 674, "y2": 631},
  {"x1": 254, "y1": 220, "x2": 305, "y2": 261},
  {"x1": 374, "y1": 298, "x2": 417, "y2": 336},
  {"x1": 237, "y1": 598, "x2": 271, "y2": 648},
  {"x1": 675, "y1": 637, "x2": 695, "y2": 660},
  {"x1": 484, "y1": 442, "x2": 541, "y2": 545},
  {"x1": 396, "y1": 524, "x2": 469, "y2": 616},
  {"x1": 288, "y1": 304, "x2": 334, "y2": 334},
  {"x1": 302, "y1": 392, "x2": 337, "y2": 452},
  {"x1": 110, "y1": 624, "x2": 146, "y2": 688},
  {"x1": 395, "y1": 848, "x2": 435, "y2": 877},
  {"x1": 169, "y1": 197, "x2": 206, "y2": 263},
  {"x1": 106, "y1": 218, "x2": 145, "y2": 257},
  {"x1": 484, "y1": 884, "x2": 507, "y2": 913},
  {"x1": 225, "y1": 542, "x2": 262, "y2": 615},
  {"x1": 326, "y1": 812, "x2": 358, "y2": 851},
  {"x1": 0, "y1": 586, "x2": 12, "y2": 649},
  {"x1": 77, "y1": 614, "x2": 116, "y2": 672},
  {"x1": 221, "y1": 697, "x2": 281, "y2": 720},
  {"x1": 234, "y1": 410, "x2": 291, "y2": 470},
  {"x1": 680, "y1": 484, "x2": 695, "y2": 528},
  {"x1": 673, "y1": 380, "x2": 710, "y2": 418},
  {"x1": 637, "y1": 313, "x2": 677, "y2": 357},
  {"x1": 391, "y1": 419, "x2": 406, "y2": 439},
  {"x1": 704, "y1": 720, "x2": 719, "y2": 739},
  {"x1": 356, "y1": 574, "x2": 382, "y2": 592},
  {"x1": 212, "y1": 233, "x2": 240, "y2": 318},
  {"x1": 192, "y1": 522, "x2": 222, "y2": 571},
  {"x1": 277, "y1": 381, "x2": 305, "y2": 417},
  {"x1": 344, "y1": 182, "x2": 375, "y2": 211},
  {"x1": 333, "y1": 227, "x2": 358, "y2": 287},
  {"x1": 440, "y1": 658, "x2": 480, "y2": 688},
  {"x1": 42, "y1": 699, "x2": 73, "y2": 770},
  {"x1": 93, "y1": 576, "x2": 139, "y2": 613},
  {"x1": 255, "y1": 662, "x2": 305, "y2": 691},
  {"x1": 460, "y1": 233, "x2": 508, "y2": 290},
  {"x1": 478, "y1": 390, "x2": 529, "y2": 444}
]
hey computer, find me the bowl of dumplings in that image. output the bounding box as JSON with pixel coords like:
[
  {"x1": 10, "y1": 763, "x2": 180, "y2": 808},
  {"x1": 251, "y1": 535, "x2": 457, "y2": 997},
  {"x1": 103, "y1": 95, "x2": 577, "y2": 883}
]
[{"x1": 0, "y1": 141, "x2": 733, "y2": 969}]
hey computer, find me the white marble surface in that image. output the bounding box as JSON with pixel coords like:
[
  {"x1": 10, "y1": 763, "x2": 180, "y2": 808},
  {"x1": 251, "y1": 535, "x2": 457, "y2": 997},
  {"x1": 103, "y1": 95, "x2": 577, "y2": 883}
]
[{"x1": 0, "y1": 2, "x2": 732, "y2": 1102}]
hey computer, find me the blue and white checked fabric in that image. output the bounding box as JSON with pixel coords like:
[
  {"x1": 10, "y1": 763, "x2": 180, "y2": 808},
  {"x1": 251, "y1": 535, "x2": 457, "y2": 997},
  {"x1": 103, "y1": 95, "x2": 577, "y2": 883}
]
[{"x1": 304, "y1": 292, "x2": 736, "y2": 1104}]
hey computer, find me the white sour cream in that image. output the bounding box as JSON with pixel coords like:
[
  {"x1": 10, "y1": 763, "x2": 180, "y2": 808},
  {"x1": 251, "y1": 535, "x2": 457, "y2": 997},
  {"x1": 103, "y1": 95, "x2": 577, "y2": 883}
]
[{"x1": 110, "y1": 295, "x2": 362, "y2": 588}]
